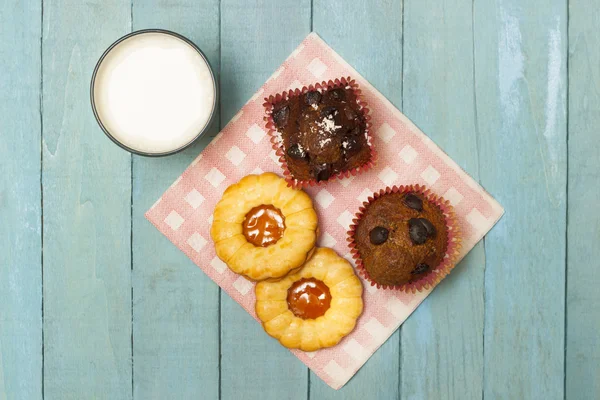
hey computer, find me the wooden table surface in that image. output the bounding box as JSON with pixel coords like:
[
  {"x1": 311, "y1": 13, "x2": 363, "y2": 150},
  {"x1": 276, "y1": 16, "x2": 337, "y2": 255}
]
[{"x1": 2, "y1": 0, "x2": 599, "y2": 399}]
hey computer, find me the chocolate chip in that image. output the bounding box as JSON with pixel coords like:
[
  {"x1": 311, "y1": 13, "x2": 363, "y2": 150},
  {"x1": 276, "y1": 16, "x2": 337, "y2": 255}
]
[
  {"x1": 344, "y1": 107, "x2": 357, "y2": 121},
  {"x1": 304, "y1": 90, "x2": 321, "y2": 106},
  {"x1": 409, "y1": 218, "x2": 437, "y2": 245},
  {"x1": 342, "y1": 126, "x2": 363, "y2": 158},
  {"x1": 329, "y1": 88, "x2": 346, "y2": 101},
  {"x1": 408, "y1": 218, "x2": 429, "y2": 245},
  {"x1": 320, "y1": 106, "x2": 338, "y2": 119},
  {"x1": 411, "y1": 263, "x2": 430, "y2": 275},
  {"x1": 369, "y1": 226, "x2": 389, "y2": 245},
  {"x1": 417, "y1": 218, "x2": 436, "y2": 237},
  {"x1": 272, "y1": 105, "x2": 289, "y2": 128},
  {"x1": 348, "y1": 126, "x2": 361, "y2": 137},
  {"x1": 287, "y1": 143, "x2": 307, "y2": 160},
  {"x1": 314, "y1": 163, "x2": 332, "y2": 182},
  {"x1": 342, "y1": 136, "x2": 362, "y2": 156},
  {"x1": 403, "y1": 193, "x2": 423, "y2": 211}
]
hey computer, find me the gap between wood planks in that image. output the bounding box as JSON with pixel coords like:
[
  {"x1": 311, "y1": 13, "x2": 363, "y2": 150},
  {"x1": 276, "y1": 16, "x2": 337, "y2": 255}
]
[
  {"x1": 563, "y1": 1, "x2": 570, "y2": 399},
  {"x1": 40, "y1": 0, "x2": 45, "y2": 398}
]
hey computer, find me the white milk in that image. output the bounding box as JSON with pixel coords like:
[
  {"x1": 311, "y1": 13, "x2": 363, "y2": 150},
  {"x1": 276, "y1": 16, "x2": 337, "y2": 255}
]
[{"x1": 93, "y1": 32, "x2": 215, "y2": 154}]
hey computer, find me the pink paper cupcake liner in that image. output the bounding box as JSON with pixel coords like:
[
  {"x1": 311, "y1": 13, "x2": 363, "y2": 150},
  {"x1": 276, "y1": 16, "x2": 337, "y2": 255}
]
[
  {"x1": 347, "y1": 184, "x2": 462, "y2": 293},
  {"x1": 263, "y1": 76, "x2": 377, "y2": 188}
]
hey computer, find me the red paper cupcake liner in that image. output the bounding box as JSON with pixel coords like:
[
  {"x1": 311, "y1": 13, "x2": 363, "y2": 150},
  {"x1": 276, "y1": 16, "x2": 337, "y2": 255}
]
[
  {"x1": 347, "y1": 184, "x2": 462, "y2": 293},
  {"x1": 263, "y1": 77, "x2": 377, "y2": 188}
]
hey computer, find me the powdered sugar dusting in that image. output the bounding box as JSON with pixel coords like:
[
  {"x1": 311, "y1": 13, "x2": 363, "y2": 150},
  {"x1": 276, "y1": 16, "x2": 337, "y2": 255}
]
[
  {"x1": 318, "y1": 117, "x2": 340, "y2": 133},
  {"x1": 319, "y1": 137, "x2": 333, "y2": 148},
  {"x1": 316, "y1": 111, "x2": 341, "y2": 136}
]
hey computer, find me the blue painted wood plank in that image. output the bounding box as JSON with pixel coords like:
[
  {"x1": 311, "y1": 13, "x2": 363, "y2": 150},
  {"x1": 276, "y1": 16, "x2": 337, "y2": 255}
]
[
  {"x1": 400, "y1": 0, "x2": 486, "y2": 398},
  {"x1": 219, "y1": 1, "x2": 311, "y2": 398},
  {"x1": 41, "y1": 1, "x2": 132, "y2": 398},
  {"x1": 474, "y1": 1, "x2": 567, "y2": 398},
  {"x1": 0, "y1": 1, "x2": 42, "y2": 399},
  {"x1": 311, "y1": 0, "x2": 403, "y2": 398},
  {"x1": 566, "y1": 1, "x2": 600, "y2": 399},
  {"x1": 131, "y1": 1, "x2": 221, "y2": 399}
]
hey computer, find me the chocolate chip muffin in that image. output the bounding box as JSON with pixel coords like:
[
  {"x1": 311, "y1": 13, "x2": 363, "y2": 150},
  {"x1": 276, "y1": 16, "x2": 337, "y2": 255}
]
[
  {"x1": 265, "y1": 78, "x2": 374, "y2": 184},
  {"x1": 349, "y1": 186, "x2": 453, "y2": 289}
]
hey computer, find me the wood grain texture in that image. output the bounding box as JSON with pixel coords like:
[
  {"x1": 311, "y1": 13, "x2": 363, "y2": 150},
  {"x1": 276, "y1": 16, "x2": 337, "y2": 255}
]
[
  {"x1": 401, "y1": 0, "x2": 485, "y2": 398},
  {"x1": 6, "y1": 1, "x2": 600, "y2": 398},
  {"x1": 131, "y1": 1, "x2": 221, "y2": 399},
  {"x1": 311, "y1": 0, "x2": 403, "y2": 398},
  {"x1": 566, "y1": 1, "x2": 600, "y2": 399},
  {"x1": 41, "y1": 1, "x2": 132, "y2": 399},
  {"x1": 474, "y1": 0, "x2": 567, "y2": 398},
  {"x1": 219, "y1": 1, "x2": 311, "y2": 399},
  {"x1": 0, "y1": 1, "x2": 42, "y2": 399}
]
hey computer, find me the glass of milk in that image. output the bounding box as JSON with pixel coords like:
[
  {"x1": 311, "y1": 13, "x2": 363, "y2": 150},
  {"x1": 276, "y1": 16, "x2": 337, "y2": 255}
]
[{"x1": 91, "y1": 29, "x2": 217, "y2": 156}]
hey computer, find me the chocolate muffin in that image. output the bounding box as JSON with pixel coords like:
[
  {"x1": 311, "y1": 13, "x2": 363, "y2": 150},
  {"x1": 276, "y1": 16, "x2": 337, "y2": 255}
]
[
  {"x1": 267, "y1": 79, "x2": 373, "y2": 183},
  {"x1": 350, "y1": 188, "x2": 450, "y2": 288}
]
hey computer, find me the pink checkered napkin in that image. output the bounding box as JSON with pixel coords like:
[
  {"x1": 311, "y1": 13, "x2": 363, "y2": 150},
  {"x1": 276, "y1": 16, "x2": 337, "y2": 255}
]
[{"x1": 146, "y1": 32, "x2": 504, "y2": 390}]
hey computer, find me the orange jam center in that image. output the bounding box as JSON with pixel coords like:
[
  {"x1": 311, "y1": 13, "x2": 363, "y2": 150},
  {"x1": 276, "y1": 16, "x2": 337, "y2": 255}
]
[
  {"x1": 287, "y1": 278, "x2": 332, "y2": 320},
  {"x1": 242, "y1": 204, "x2": 286, "y2": 247}
]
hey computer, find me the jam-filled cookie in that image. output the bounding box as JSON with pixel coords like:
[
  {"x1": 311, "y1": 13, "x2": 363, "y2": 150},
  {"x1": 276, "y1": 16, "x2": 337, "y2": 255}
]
[
  {"x1": 211, "y1": 173, "x2": 318, "y2": 281},
  {"x1": 255, "y1": 248, "x2": 363, "y2": 351}
]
